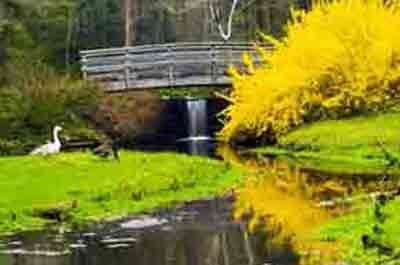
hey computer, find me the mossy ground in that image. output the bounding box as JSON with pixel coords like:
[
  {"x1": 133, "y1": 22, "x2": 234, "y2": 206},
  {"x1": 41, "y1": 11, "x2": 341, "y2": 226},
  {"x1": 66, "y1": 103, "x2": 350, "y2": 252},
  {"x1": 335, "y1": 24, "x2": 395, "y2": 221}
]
[
  {"x1": 254, "y1": 110, "x2": 400, "y2": 175},
  {"x1": 0, "y1": 151, "x2": 243, "y2": 234}
]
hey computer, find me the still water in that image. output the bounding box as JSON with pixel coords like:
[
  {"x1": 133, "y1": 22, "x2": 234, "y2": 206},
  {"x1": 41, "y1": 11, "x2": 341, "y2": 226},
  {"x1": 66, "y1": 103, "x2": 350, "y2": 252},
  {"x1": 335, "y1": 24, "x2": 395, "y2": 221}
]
[
  {"x1": 1, "y1": 147, "x2": 398, "y2": 265},
  {"x1": 0, "y1": 196, "x2": 299, "y2": 265}
]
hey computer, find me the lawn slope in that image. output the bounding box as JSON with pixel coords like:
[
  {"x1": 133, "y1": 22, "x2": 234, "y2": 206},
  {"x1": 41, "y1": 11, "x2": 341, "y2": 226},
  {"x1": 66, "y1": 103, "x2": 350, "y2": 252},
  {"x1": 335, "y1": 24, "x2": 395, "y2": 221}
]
[
  {"x1": 255, "y1": 111, "x2": 400, "y2": 174},
  {"x1": 0, "y1": 151, "x2": 243, "y2": 233}
]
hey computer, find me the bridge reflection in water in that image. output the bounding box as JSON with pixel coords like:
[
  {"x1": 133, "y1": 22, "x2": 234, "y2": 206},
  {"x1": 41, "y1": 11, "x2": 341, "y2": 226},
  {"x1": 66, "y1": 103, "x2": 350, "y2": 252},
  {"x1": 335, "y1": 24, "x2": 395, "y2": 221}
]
[{"x1": 80, "y1": 42, "x2": 271, "y2": 91}]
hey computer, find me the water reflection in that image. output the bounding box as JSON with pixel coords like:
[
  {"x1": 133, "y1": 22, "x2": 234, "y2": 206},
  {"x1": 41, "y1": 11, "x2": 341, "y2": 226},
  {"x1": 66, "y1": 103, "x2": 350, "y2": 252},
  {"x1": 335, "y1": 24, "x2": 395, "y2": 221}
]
[
  {"x1": 176, "y1": 138, "x2": 216, "y2": 156},
  {"x1": 0, "y1": 198, "x2": 299, "y2": 265},
  {"x1": 2, "y1": 146, "x2": 399, "y2": 265},
  {"x1": 216, "y1": 146, "x2": 400, "y2": 264}
]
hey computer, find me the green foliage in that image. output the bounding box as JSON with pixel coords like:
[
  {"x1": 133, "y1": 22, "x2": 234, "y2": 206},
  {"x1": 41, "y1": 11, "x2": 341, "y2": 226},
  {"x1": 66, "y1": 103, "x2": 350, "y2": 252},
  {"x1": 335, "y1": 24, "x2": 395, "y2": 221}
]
[
  {"x1": 0, "y1": 63, "x2": 103, "y2": 155},
  {"x1": 157, "y1": 86, "x2": 226, "y2": 98},
  {"x1": 0, "y1": 151, "x2": 243, "y2": 233},
  {"x1": 0, "y1": 0, "x2": 79, "y2": 70}
]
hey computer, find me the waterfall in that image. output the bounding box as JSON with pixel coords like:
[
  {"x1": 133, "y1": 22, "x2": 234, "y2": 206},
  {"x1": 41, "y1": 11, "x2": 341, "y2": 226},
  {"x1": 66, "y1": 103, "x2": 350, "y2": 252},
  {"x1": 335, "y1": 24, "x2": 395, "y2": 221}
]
[
  {"x1": 186, "y1": 99, "x2": 208, "y2": 139},
  {"x1": 176, "y1": 98, "x2": 212, "y2": 156},
  {"x1": 175, "y1": 98, "x2": 216, "y2": 156}
]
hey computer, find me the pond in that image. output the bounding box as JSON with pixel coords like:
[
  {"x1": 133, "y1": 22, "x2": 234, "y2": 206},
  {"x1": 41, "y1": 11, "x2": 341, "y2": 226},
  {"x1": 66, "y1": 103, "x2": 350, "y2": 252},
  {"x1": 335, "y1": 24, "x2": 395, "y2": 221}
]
[
  {"x1": 1, "y1": 98, "x2": 399, "y2": 265},
  {"x1": 0, "y1": 196, "x2": 299, "y2": 265},
  {"x1": 2, "y1": 147, "x2": 398, "y2": 265}
]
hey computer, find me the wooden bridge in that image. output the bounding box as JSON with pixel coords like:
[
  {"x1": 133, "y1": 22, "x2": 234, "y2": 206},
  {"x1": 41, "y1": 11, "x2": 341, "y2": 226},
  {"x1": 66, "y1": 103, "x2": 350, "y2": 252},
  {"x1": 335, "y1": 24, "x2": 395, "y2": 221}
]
[{"x1": 80, "y1": 42, "x2": 270, "y2": 91}]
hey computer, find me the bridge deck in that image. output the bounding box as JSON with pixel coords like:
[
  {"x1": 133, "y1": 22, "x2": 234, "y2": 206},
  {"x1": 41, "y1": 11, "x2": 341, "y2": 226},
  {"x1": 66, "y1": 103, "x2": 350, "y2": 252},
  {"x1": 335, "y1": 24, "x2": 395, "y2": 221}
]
[{"x1": 80, "y1": 42, "x2": 270, "y2": 91}]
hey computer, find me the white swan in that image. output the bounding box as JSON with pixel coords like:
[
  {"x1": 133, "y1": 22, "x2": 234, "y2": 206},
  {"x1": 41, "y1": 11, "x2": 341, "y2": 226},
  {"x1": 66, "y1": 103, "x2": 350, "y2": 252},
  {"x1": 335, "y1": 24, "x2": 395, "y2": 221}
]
[{"x1": 30, "y1": 126, "x2": 63, "y2": 155}]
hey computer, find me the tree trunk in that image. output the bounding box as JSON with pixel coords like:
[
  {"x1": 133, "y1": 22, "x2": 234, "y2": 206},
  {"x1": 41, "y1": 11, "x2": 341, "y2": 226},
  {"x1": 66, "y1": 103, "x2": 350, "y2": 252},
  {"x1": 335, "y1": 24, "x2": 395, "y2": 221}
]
[
  {"x1": 124, "y1": 0, "x2": 135, "y2": 46},
  {"x1": 65, "y1": 5, "x2": 74, "y2": 75}
]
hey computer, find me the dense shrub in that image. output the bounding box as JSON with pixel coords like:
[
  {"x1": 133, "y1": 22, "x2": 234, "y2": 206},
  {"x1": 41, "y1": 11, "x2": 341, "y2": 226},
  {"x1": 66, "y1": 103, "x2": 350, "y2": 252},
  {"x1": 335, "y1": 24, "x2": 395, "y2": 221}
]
[
  {"x1": 89, "y1": 91, "x2": 163, "y2": 145},
  {"x1": 0, "y1": 61, "x2": 165, "y2": 155},
  {"x1": 0, "y1": 63, "x2": 103, "y2": 154},
  {"x1": 220, "y1": 0, "x2": 400, "y2": 142}
]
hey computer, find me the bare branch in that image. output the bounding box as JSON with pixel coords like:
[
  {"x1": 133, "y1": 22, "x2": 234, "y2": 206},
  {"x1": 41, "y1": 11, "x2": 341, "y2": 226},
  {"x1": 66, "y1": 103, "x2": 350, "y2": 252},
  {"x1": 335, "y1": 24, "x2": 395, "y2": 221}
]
[{"x1": 209, "y1": 0, "x2": 239, "y2": 41}]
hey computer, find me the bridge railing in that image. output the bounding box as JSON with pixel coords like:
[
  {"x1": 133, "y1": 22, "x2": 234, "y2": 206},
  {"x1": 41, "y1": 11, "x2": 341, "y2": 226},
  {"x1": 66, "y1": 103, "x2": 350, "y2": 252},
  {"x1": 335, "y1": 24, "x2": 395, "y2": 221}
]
[{"x1": 80, "y1": 42, "x2": 272, "y2": 91}]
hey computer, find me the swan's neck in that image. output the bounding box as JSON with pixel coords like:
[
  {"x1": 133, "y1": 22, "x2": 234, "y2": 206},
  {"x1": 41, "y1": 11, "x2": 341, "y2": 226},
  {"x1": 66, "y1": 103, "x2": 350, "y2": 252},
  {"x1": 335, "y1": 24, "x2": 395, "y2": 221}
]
[{"x1": 53, "y1": 129, "x2": 60, "y2": 145}]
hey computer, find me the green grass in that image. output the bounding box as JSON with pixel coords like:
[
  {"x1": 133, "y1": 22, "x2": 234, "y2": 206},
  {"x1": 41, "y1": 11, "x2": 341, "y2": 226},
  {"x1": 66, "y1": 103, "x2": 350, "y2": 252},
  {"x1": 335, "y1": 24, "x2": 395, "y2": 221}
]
[
  {"x1": 315, "y1": 198, "x2": 400, "y2": 264},
  {"x1": 254, "y1": 111, "x2": 400, "y2": 174},
  {"x1": 0, "y1": 151, "x2": 243, "y2": 234}
]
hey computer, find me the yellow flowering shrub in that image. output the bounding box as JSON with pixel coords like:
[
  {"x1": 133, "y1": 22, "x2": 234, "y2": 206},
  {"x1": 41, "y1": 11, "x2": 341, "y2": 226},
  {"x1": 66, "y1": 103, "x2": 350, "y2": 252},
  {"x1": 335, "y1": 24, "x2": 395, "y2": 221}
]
[{"x1": 220, "y1": 0, "x2": 400, "y2": 142}]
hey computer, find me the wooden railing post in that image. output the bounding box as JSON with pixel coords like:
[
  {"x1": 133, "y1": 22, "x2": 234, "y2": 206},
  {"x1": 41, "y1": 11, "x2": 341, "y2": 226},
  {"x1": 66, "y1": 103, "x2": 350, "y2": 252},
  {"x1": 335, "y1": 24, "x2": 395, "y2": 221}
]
[
  {"x1": 81, "y1": 55, "x2": 88, "y2": 80},
  {"x1": 124, "y1": 48, "x2": 131, "y2": 90},
  {"x1": 211, "y1": 43, "x2": 217, "y2": 82},
  {"x1": 167, "y1": 44, "x2": 175, "y2": 87},
  {"x1": 227, "y1": 43, "x2": 233, "y2": 69}
]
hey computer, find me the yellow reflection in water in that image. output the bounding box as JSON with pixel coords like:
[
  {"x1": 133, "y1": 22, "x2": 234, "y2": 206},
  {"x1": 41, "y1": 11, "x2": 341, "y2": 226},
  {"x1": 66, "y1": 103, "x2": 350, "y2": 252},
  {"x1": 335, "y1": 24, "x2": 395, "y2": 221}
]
[
  {"x1": 217, "y1": 146, "x2": 353, "y2": 264},
  {"x1": 234, "y1": 174, "x2": 331, "y2": 239},
  {"x1": 217, "y1": 145, "x2": 400, "y2": 264}
]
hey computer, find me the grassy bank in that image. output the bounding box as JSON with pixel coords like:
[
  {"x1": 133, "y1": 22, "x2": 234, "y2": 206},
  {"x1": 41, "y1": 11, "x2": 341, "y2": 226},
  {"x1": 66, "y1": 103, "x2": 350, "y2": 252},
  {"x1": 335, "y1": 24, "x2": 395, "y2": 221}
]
[
  {"x1": 254, "y1": 111, "x2": 400, "y2": 174},
  {"x1": 315, "y1": 198, "x2": 400, "y2": 263},
  {"x1": 251, "y1": 110, "x2": 400, "y2": 262},
  {"x1": 0, "y1": 151, "x2": 243, "y2": 234}
]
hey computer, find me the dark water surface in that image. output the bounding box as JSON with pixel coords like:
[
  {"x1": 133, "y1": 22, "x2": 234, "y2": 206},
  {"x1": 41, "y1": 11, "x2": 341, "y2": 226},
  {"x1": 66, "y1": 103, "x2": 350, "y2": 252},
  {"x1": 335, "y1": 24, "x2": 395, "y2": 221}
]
[{"x1": 0, "y1": 198, "x2": 298, "y2": 265}]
